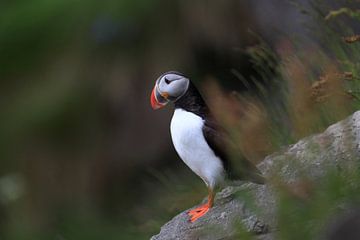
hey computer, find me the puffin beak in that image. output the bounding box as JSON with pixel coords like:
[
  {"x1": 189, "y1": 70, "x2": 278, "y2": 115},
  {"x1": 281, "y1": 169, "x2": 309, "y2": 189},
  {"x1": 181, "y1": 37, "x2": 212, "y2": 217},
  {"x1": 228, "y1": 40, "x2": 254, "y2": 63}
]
[{"x1": 150, "y1": 85, "x2": 168, "y2": 110}]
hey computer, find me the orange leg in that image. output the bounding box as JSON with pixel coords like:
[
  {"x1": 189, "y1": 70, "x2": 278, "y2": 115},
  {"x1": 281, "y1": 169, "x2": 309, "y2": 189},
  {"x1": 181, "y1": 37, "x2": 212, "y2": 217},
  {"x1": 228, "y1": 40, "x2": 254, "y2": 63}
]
[{"x1": 187, "y1": 188, "x2": 214, "y2": 222}]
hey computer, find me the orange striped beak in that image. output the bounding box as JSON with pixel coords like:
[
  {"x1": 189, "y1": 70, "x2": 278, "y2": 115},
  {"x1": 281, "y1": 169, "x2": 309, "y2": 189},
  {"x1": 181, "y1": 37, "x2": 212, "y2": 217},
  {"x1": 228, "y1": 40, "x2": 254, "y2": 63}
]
[{"x1": 150, "y1": 85, "x2": 168, "y2": 110}]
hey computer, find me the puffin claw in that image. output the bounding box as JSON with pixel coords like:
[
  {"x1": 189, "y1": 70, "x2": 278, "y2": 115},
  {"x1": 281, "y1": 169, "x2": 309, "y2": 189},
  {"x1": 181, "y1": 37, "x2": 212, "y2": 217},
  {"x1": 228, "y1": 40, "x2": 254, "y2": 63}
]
[{"x1": 187, "y1": 203, "x2": 210, "y2": 222}]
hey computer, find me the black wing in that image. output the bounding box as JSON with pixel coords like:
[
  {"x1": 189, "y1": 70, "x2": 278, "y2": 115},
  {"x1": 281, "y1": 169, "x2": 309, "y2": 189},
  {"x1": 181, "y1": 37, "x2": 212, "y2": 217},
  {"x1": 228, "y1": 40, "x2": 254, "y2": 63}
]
[
  {"x1": 202, "y1": 117, "x2": 240, "y2": 179},
  {"x1": 202, "y1": 117, "x2": 264, "y2": 184}
]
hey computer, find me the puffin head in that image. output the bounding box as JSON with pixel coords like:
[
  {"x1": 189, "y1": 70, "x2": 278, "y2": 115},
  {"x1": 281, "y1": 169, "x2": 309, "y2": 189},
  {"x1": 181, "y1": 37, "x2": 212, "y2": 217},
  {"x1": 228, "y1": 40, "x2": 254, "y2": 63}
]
[{"x1": 150, "y1": 71, "x2": 190, "y2": 110}]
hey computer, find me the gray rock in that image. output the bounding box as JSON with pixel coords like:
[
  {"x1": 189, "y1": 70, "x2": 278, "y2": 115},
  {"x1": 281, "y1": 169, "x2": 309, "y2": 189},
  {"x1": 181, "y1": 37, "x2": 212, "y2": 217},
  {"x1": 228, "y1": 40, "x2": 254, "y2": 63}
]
[{"x1": 151, "y1": 111, "x2": 360, "y2": 240}]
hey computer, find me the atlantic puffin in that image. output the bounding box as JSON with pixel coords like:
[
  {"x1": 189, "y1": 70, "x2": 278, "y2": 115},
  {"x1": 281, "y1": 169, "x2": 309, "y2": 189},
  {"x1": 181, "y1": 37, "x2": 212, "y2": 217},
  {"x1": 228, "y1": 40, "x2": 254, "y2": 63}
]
[{"x1": 150, "y1": 71, "x2": 264, "y2": 222}]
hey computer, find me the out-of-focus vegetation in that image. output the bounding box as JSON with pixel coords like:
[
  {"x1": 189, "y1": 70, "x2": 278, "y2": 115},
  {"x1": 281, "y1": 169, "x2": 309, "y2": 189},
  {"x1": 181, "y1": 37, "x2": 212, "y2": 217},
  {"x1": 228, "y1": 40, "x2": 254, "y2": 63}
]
[
  {"x1": 209, "y1": 0, "x2": 360, "y2": 239},
  {"x1": 1, "y1": 0, "x2": 360, "y2": 239}
]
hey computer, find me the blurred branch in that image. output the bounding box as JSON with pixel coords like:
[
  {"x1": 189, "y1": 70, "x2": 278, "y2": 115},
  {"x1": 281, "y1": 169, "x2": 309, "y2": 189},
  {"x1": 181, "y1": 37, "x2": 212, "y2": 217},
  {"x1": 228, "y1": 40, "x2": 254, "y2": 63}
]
[{"x1": 325, "y1": 7, "x2": 360, "y2": 21}]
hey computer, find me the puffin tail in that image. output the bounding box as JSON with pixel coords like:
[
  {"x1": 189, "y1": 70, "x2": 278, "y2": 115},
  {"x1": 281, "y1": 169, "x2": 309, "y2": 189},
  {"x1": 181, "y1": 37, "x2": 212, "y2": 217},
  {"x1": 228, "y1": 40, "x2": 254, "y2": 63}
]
[
  {"x1": 246, "y1": 169, "x2": 265, "y2": 185},
  {"x1": 227, "y1": 159, "x2": 266, "y2": 185}
]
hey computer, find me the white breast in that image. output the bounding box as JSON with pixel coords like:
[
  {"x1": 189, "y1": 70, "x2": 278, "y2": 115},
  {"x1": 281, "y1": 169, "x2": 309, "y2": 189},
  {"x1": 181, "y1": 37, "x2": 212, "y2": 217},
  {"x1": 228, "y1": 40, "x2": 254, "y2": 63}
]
[{"x1": 170, "y1": 109, "x2": 225, "y2": 188}]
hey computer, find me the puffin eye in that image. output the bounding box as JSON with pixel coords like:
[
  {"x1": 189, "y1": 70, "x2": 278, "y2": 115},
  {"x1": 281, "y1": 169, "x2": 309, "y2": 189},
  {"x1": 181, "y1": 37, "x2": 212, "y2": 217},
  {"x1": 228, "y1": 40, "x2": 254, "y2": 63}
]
[{"x1": 164, "y1": 77, "x2": 170, "y2": 84}]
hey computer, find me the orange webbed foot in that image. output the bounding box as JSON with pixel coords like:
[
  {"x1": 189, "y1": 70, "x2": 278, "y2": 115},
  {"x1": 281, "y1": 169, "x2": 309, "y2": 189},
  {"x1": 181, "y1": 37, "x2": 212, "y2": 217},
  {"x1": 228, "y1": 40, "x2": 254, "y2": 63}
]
[{"x1": 187, "y1": 203, "x2": 210, "y2": 222}]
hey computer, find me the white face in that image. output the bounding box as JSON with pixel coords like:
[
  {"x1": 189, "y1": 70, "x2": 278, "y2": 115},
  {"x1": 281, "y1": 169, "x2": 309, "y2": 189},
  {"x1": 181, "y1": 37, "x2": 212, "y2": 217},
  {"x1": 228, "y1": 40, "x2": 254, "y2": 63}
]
[{"x1": 156, "y1": 72, "x2": 189, "y2": 101}]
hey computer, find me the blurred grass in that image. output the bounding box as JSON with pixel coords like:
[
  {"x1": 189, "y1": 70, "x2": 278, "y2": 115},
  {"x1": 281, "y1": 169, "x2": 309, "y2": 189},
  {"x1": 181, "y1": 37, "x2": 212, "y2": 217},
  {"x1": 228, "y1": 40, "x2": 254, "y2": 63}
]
[
  {"x1": 277, "y1": 165, "x2": 360, "y2": 239},
  {"x1": 202, "y1": 0, "x2": 360, "y2": 238},
  {"x1": 235, "y1": 0, "x2": 360, "y2": 238}
]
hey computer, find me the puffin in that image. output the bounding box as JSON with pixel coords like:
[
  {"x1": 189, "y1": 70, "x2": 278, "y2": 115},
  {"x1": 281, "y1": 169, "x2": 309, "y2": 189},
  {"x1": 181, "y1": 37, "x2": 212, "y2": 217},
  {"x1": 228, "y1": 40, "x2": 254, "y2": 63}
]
[{"x1": 150, "y1": 71, "x2": 264, "y2": 222}]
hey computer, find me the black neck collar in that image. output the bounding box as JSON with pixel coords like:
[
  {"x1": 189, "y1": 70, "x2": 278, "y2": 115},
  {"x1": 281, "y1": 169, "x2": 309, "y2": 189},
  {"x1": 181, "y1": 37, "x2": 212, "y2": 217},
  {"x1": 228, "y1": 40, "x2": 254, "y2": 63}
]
[{"x1": 174, "y1": 81, "x2": 209, "y2": 118}]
